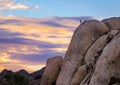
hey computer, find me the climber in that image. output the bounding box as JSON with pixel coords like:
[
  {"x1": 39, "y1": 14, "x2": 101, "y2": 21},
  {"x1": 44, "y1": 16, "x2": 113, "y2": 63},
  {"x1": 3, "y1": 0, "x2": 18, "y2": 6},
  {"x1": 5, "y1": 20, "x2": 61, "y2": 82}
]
[{"x1": 80, "y1": 20, "x2": 84, "y2": 23}]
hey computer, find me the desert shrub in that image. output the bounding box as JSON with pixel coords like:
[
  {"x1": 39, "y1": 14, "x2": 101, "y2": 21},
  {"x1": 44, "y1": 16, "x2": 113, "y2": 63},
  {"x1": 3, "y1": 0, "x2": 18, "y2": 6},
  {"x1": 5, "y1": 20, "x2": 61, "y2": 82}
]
[{"x1": 11, "y1": 73, "x2": 30, "y2": 85}]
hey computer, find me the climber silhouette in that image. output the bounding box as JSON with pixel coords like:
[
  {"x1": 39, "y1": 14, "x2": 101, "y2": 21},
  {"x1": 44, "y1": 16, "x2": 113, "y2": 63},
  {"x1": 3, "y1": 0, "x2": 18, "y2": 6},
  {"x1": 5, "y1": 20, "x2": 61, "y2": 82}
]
[{"x1": 80, "y1": 20, "x2": 84, "y2": 23}]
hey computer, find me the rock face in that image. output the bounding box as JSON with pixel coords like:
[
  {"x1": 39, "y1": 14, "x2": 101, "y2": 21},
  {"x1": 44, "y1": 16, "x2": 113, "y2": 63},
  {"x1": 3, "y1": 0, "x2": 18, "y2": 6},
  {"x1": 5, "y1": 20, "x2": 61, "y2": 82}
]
[
  {"x1": 85, "y1": 34, "x2": 109, "y2": 66},
  {"x1": 43, "y1": 17, "x2": 120, "y2": 85},
  {"x1": 40, "y1": 56, "x2": 63, "y2": 85},
  {"x1": 102, "y1": 17, "x2": 120, "y2": 30},
  {"x1": 89, "y1": 33, "x2": 120, "y2": 85},
  {"x1": 71, "y1": 65, "x2": 88, "y2": 85},
  {"x1": 56, "y1": 20, "x2": 109, "y2": 85}
]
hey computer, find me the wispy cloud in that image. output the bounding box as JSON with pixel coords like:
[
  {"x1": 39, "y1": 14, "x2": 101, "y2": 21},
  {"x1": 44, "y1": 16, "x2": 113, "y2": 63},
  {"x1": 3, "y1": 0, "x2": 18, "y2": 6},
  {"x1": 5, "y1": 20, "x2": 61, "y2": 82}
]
[
  {"x1": 0, "y1": 16, "x2": 95, "y2": 72},
  {"x1": 0, "y1": 0, "x2": 40, "y2": 11},
  {"x1": 0, "y1": 52, "x2": 45, "y2": 72}
]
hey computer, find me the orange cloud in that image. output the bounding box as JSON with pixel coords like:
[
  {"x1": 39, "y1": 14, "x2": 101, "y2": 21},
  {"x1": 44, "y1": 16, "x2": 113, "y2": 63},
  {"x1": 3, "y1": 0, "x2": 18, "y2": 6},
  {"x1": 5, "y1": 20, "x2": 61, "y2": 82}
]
[
  {"x1": 0, "y1": 43, "x2": 41, "y2": 54},
  {"x1": 0, "y1": 53, "x2": 11, "y2": 62},
  {"x1": 0, "y1": 52, "x2": 21, "y2": 72},
  {"x1": 0, "y1": 51, "x2": 45, "y2": 72},
  {"x1": 0, "y1": 17, "x2": 74, "y2": 45}
]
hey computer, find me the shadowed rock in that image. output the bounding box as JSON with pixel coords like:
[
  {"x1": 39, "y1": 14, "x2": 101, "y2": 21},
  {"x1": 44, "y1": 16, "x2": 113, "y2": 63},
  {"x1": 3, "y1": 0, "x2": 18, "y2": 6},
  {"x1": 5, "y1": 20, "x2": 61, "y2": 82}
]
[
  {"x1": 71, "y1": 65, "x2": 88, "y2": 85},
  {"x1": 108, "y1": 30, "x2": 119, "y2": 39},
  {"x1": 108, "y1": 73, "x2": 120, "y2": 85}
]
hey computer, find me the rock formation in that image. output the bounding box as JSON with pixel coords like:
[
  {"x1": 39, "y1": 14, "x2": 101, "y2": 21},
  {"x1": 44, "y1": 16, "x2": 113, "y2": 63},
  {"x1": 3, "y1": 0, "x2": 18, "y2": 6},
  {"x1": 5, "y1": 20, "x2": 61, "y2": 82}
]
[
  {"x1": 40, "y1": 56, "x2": 63, "y2": 85},
  {"x1": 40, "y1": 17, "x2": 120, "y2": 85},
  {"x1": 102, "y1": 17, "x2": 120, "y2": 30},
  {"x1": 89, "y1": 32, "x2": 120, "y2": 85},
  {"x1": 56, "y1": 20, "x2": 109, "y2": 85},
  {"x1": 71, "y1": 65, "x2": 88, "y2": 85}
]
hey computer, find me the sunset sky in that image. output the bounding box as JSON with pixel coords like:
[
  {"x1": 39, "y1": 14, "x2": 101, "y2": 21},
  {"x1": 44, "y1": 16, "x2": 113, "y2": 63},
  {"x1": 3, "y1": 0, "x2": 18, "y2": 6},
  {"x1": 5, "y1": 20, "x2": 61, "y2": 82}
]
[{"x1": 0, "y1": 0, "x2": 120, "y2": 72}]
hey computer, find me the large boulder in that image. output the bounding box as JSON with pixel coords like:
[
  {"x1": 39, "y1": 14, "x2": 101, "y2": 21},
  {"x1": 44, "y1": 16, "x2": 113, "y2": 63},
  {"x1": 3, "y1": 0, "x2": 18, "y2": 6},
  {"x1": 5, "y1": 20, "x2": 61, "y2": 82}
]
[
  {"x1": 40, "y1": 56, "x2": 63, "y2": 85},
  {"x1": 102, "y1": 17, "x2": 120, "y2": 30},
  {"x1": 56, "y1": 20, "x2": 109, "y2": 85},
  {"x1": 71, "y1": 65, "x2": 88, "y2": 85},
  {"x1": 84, "y1": 29, "x2": 119, "y2": 66},
  {"x1": 108, "y1": 30, "x2": 119, "y2": 39},
  {"x1": 85, "y1": 34, "x2": 109, "y2": 66},
  {"x1": 89, "y1": 32, "x2": 120, "y2": 85}
]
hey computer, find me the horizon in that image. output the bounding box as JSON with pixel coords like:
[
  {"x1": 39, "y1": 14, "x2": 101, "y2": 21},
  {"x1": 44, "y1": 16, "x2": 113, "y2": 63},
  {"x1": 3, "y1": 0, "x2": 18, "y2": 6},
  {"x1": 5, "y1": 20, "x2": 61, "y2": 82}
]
[{"x1": 0, "y1": 0, "x2": 120, "y2": 72}]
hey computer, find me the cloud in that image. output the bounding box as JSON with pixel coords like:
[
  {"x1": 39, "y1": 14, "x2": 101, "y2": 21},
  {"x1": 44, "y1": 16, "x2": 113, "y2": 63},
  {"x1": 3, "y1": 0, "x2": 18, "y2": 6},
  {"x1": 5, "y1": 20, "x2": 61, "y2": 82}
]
[
  {"x1": 0, "y1": 52, "x2": 45, "y2": 72},
  {"x1": 0, "y1": 28, "x2": 24, "y2": 38},
  {"x1": 10, "y1": 53, "x2": 63, "y2": 63},
  {"x1": 0, "y1": 16, "x2": 95, "y2": 72},
  {"x1": 0, "y1": 0, "x2": 27, "y2": 10},
  {"x1": 0, "y1": 19, "x2": 23, "y2": 25},
  {"x1": 0, "y1": 17, "x2": 74, "y2": 45},
  {"x1": 10, "y1": 3, "x2": 28, "y2": 10},
  {"x1": 0, "y1": 43, "x2": 64, "y2": 72},
  {"x1": 0, "y1": 38, "x2": 26, "y2": 44},
  {"x1": 0, "y1": 0, "x2": 40, "y2": 11},
  {"x1": 31, "y1": 5, "x2": 40, "y2": 10},
  {"x1": 39, "y1": 21, "x2": 74, "y2": 28}
]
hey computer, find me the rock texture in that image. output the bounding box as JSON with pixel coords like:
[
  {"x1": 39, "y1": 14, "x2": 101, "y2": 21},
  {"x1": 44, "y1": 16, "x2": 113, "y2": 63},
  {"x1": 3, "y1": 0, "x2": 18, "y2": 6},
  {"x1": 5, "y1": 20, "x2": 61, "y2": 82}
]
[
  {"x1": 85, "y1": 34, "x2": 109, "y2": 66},
  {"x1": 56, "y1": 20, "x2": 109, "y2": 85},
  {"x1": 89, "y1": 33, "x2": 120, "y2": 85},
  {"x1": 47, "y1": 17, "x2": 120, "y2": 85},
  {"x1": 71, "y1": 65, "x2": 88, "y2": 85},
  {"x1": 102, "y1": 17, "x2": 120, "y2": 30},
  {"x1": 40, "y1": 56, "x2": 63, "y2": 85}
]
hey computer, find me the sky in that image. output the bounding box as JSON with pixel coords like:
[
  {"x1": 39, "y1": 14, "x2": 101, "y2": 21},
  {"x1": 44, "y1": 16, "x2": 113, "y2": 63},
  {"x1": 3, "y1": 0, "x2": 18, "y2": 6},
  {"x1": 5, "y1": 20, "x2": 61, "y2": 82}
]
[
  {"x1": 1, "y1": 0, "x2": 120, "y2": 18},
  {"x1": 0, "y1": 0, "x2": 120, "y2": 72}
]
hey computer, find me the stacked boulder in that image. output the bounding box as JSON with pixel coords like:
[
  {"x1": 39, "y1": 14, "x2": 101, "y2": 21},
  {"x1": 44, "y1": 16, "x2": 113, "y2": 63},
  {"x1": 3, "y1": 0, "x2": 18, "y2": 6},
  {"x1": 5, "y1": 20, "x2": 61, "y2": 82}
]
[
  {"x1": 40, "y1": 56, "x2": 63, "y2": 85},
  {"x1": 40, "y1": 17, "x2": 120, "y2": 85}
]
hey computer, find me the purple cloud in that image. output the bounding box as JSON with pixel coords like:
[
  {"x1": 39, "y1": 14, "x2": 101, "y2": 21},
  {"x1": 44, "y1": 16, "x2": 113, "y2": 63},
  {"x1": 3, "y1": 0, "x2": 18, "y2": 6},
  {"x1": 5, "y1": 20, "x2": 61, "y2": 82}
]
[
  {"x1": 39, "y1": 21, "x2": 74, "y2": 28},
  {"x1": 0, "y1": 16, "x2": 96, "y2": 72},
  {"x1": 0, "y1": 28, "x2": 24, "y2": 38},
  {"x1": 0, "y1": 19, "x2": 24, "y2": 25},
  {"x1": 10, "y1": 51, "x2": 64, "y2": 64}
]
